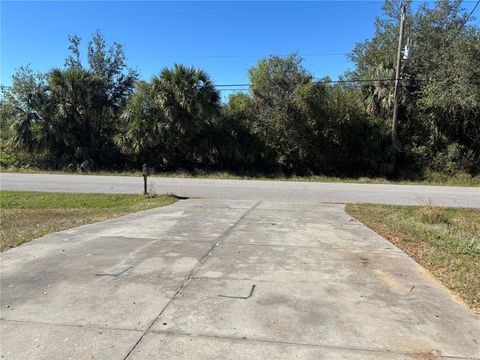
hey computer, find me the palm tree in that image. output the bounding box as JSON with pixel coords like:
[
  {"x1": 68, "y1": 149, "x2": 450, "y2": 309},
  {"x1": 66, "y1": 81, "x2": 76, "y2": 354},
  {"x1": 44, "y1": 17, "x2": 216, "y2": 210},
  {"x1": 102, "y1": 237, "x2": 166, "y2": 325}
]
[
  {"x1": 152, "y1": 64, "x2": 220, "y2": 130},
  {"x1": 48, "y1": 67, "x2": 106, "y2": 169},
  {"x1": 118, "y1": 80, "x2": 169, "y2": 164},
  {"x1": 151, "y1": 64, "x2": 220, "y2": 166},
  {"x1": 7, "y1": 70, "x2": 50, "y2": 152},
  {"x1": 363, "y1": 63, "x2": 396, "y2": 118}
]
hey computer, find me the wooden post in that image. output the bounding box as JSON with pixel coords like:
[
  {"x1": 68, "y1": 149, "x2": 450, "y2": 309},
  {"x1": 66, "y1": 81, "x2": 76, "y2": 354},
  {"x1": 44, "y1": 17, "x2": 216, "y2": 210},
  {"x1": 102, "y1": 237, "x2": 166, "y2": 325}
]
[{"x1": 142, "y1": 163, "x2": 148, "y2": 195}]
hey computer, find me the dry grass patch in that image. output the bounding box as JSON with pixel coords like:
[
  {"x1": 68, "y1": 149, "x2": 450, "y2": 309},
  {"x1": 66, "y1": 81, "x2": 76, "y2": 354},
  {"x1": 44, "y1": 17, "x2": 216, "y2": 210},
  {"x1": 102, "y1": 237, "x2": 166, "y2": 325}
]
[
  {"x1": 419, "y1": 201, "x2": 450, "y2": 224},
  {"x1": 0, "y1": 191, "x2": 177, "y2": 251},
  {"x1": 346, "y1": 203, "x2": 480, "y2": 312}
]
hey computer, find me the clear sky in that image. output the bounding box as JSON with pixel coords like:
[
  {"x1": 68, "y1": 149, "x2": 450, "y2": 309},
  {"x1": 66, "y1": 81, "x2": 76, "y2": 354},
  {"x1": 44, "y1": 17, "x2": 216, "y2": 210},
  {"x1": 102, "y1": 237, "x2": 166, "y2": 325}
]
[{"x1": 1, "y1": 1, "x2": 479, "y2": 95}]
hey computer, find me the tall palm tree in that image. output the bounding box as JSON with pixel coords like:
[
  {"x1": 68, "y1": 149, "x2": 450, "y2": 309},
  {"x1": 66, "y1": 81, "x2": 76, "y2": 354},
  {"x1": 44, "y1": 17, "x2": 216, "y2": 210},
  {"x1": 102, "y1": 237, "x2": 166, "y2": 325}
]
[
  {"x1": 151, "y1": 64, "x2": 220, "y2": 166},
  {"x1": 152, "y1": 64, "x2": 220, "y2": 134}
]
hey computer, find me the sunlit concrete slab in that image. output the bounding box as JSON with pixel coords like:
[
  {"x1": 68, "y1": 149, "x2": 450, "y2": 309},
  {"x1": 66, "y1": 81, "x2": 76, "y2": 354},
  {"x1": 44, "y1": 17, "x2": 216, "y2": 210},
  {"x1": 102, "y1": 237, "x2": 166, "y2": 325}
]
[
  {"x1": 226, "y1": 208, "x2": 399, "y2": 250},
  {"x1": 55, "y1": 202, "x2": 250, "y2": 242},
  {"x1": 0, "y1": 200, "x2": 252, "y2": 329},
  {"x1": 195, "y1": 242, "x2": 422, "y2": 284},
  {"x1": 152, "y1": 277, "x2": 479, "y2": 358},
  {"x1": 0, "y1": 320, "x2": 141, "y2": 360}
]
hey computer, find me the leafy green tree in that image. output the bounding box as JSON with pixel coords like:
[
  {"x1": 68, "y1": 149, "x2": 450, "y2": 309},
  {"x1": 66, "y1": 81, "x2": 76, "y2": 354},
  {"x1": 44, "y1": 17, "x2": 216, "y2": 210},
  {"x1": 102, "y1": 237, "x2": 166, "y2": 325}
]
[
  {"x1": 247, "y1": 54, "x2": 313, "y2": 172},
  {"x1": 213, "y1": 92, "x2": 266, "y2": 171},
  {"x1": 243, "y1": 53, "x2": 399, "y2": 176},
  {"x1": 413, "y1": 3, "x2": 480, "y2": 173},
  {"x1": 247, "y1": 54, "x2": 357, "y2": 174},
  {"x1": 65, "y1": 30, "x2": 138, "y2": 140},
  {"x1": 5, "y1": 31, "x2": 137, "y2": 170},
  {"x1": 249, "y1": 54, "x2": 311, "y2": 105},
  {"x1": 327, "y1": 83, "x2": 392, "y2": 175},
  {"x1": 351, "y1": 0, "x2": 480, "y2": 175},
  {"x1": 85, "y1": 30, "x2": 137, "y2": 110}
]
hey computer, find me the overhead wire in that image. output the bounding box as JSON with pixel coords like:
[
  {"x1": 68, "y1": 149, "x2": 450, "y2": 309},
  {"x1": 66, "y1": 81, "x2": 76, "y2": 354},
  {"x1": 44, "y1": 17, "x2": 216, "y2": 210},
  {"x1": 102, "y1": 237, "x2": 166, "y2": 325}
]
[
  {"x1": 4, "y1": 1, "x2": 381, "y2": 21},
  {"x1": 216, "y1": 77, "x2": 427, "y2": 89},
  {"x1": 3, "y1": 0, "x2": 478, "y2": 92},
  {"x1": 130, "y1": 53, "x2": 345, "y2": 60},
  {"x1": 0, "y1": 78, "x2": 428, "y2": 91},
  {"x1": 448, "y1": 0, "x2": 480, "y2": 42}
]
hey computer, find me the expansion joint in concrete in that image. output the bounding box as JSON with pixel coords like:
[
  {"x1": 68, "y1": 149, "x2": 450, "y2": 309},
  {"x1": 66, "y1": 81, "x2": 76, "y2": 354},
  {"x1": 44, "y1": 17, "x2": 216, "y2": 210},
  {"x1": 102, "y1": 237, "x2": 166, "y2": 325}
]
[
  {"x1": 0, "y1": 318, "x2": 142, "y2": 333},
  {"x1": 149, "y1": 330, "x2": 475, "y2": 360},
  {"x1": 121, "y1": 200, "x2": 262, "y2": 360}
]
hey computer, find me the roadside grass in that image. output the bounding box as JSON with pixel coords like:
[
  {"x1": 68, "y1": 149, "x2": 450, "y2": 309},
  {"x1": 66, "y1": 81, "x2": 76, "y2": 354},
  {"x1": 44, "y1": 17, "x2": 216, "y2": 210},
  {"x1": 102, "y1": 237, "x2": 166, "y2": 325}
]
[
  {"x1": 0, "y1": 191, "x2": 177, "y2": 251},
  {"x1": 346, "y1": 203, "x2": 480, "y2": 312},
  {"x1": 1, "y1": 167, "x2": 479, "y2": 187}
]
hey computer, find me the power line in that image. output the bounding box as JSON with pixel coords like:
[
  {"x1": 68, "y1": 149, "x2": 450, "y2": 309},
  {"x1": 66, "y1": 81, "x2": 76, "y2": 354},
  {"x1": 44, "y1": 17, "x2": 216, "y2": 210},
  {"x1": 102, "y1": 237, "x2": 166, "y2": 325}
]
[
  {"x1": 216, "y1": 78, "x2": 425, "y2": 88},
  {"x1": 431, "y1": 0, "x2": 480, "y2": 63},
  {"x1": 449, "y1": 0, "x2": 480, "y2": 42},
  {"x1": 0, "y1": 78, "x2": 426, "y2": 91},
  {"x1": 218, "y1": 88, "x2": 250, "y2": 92},
  {"x1": 316, "y1": 78, "x2": 410, "y2": 84},
  {"x1": 216, "y1": 85, "x2": 249, "y2": 88},
  {"x1": 131, "y1": 52, "x2": 345, "y2": 60},
  {"x1": 4, "y1": 2, "x2": 381, "y2": 21}
]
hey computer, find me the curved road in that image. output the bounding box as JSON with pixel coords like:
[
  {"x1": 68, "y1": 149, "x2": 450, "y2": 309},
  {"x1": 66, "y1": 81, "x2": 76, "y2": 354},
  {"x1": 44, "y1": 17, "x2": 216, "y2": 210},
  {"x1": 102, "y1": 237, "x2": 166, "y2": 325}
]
[{"x1": 1, "y1": 172, "x2": 479, "y2": 208}]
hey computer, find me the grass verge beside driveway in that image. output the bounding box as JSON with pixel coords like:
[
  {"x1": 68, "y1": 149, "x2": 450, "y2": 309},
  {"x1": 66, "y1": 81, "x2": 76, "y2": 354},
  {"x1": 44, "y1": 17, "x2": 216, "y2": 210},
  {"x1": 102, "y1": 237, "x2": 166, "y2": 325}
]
[
  {"x1": 346, "y1": 203, "x2": 480, "y2": 312},
  {"x1": 0, "y1": 191, "x2": 177, "y2": 251}
]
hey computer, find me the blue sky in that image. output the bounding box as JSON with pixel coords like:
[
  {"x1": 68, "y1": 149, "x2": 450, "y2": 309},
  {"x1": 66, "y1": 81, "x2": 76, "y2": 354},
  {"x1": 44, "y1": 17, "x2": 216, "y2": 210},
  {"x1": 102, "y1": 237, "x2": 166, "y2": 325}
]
[{"x1": 1, "y1": 0, "x2": 479, "y2": 95}]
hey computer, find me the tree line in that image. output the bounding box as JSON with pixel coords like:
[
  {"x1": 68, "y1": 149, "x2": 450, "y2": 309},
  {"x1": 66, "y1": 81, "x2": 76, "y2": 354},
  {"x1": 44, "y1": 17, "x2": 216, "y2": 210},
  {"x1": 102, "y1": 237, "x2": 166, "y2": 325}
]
[{"x1": 1, "y1": 0, "x2": 479, "y2": 179}]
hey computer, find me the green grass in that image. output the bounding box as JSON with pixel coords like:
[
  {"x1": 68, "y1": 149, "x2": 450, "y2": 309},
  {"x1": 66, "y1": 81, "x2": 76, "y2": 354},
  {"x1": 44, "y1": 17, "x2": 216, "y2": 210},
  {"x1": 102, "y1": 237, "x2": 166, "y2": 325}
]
[
  {"x1": 0, "y1": 191, "x2": 177, "y2": 251},
  {"x1": 1, "y1": 167, "x2": 479, "y2": 187},
  {"x1": 346, "y1": 203, "x2": 480, "y2": 312}
]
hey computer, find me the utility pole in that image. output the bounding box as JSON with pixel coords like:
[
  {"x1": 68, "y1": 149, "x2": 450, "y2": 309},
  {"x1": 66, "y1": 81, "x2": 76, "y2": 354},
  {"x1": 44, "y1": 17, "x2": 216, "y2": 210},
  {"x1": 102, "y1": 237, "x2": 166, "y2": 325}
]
[{"x1": 392, "y1": 3, "x2": 406, "y2": 168}]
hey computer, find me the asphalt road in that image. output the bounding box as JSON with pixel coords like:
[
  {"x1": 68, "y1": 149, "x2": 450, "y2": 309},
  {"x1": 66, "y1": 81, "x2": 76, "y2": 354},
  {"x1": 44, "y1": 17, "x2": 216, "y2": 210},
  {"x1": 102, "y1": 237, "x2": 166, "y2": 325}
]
[
  {"x1": 2, "y1": 199, "x2": 479, "y2": 359},
  {"x1": 1, "y1": 172, "x2": 479, "y2": 208}
]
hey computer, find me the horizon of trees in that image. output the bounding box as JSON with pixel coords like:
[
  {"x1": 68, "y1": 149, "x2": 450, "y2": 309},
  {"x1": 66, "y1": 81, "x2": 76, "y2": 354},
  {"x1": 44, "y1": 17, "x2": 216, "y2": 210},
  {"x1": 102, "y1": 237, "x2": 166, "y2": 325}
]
[{"x1": 1, "y1": 0, "x2": 479, "y2": 179}]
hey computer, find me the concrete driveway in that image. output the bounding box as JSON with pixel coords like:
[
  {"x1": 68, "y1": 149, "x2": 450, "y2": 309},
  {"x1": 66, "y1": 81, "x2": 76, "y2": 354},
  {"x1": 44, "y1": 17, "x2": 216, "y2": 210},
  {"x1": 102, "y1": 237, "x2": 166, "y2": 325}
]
[
  {"x1": 1, "y1": 172, "x2": 480, "y2": 208},
  {"x1": 1, "y1": 199, "x2": 479, "y2": 359}
]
